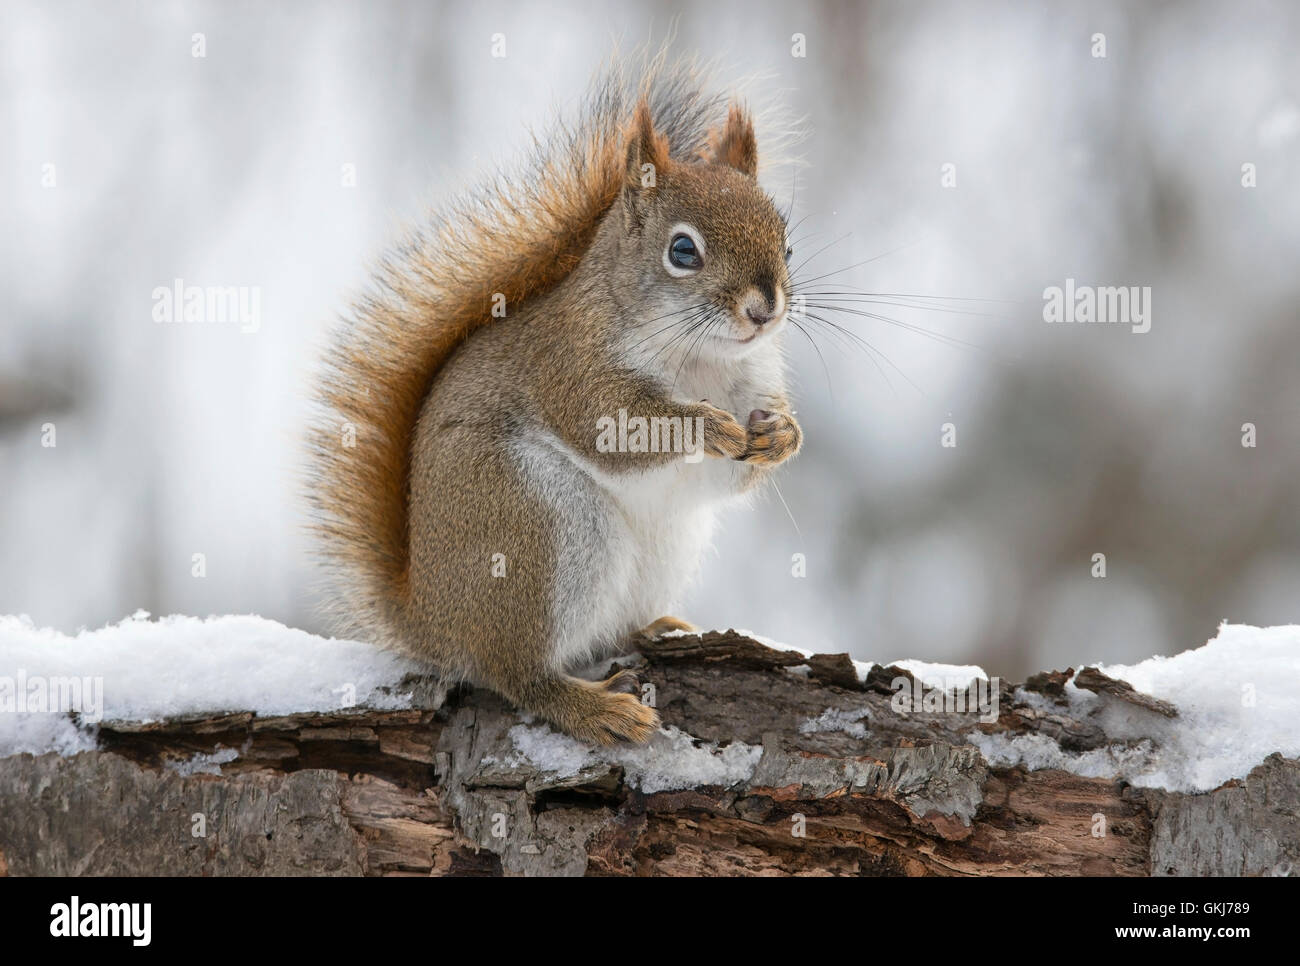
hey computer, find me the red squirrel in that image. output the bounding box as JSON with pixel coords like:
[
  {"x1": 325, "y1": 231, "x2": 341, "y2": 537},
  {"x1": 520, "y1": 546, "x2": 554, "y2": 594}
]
[{"x1": 308, "y1": 52, "x2": 801, "y2": 744}]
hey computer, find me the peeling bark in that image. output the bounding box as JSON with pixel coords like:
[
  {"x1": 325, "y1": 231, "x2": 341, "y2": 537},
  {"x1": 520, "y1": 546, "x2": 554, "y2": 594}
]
[{"x1": 0, "y1": 631, "x2": 1294, "y2": 876}]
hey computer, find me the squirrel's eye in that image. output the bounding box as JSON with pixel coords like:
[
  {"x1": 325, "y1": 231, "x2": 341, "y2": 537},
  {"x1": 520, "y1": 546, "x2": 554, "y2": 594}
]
[
  {"x1": 784, "y1": 245, "x2": 793, "y2": 264},
  {"x1": 668, "y1": 233, "x2": 702, "y2": 270}
]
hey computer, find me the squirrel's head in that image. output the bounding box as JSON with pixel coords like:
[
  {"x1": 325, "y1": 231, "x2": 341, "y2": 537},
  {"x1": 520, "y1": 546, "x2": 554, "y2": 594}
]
[{"x1": 616, "y1": 102, "x2": 791, "y2": 361}]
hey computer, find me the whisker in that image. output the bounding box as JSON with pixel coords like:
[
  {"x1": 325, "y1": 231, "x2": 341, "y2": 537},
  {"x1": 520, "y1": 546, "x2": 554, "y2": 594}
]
[
  {"x1": 628, "y1": 301, "x2": 713, "y2": 351},
  {"x1": 790, "y1": 318, "x2": 835, "y2": 404},
  {"x1": 800, "y1": 302, "x2": 987, "y2": 353},
  {"x1": 784, "y1": 219, "x2": 818, "y2": 251},
  {"x1": 803, "y1": 315, "x2": 900, "y2": 398},
  {"x1": 787, "y1": 232, "x2": 853, "y2": 281},
  {"x1": 629, "y1": 309, "x2": 712, "y2": 378},
  {"x1": 835, "y1": 292, "x2": 1025, "y2": 304},
  {"x1": 637, "y1": 307, "x2": 714, "y2": 374},
  {"x1": 673, "y1": 309, "x2": 725, "y2": 392},
  {"x1": 798, "y1": 293, "x2": 1008, "y2": 320},
  {"x1": 790, "y1": 236, "x2": 939, "y2": 289},
  {"x1": 802, "y1": 311, "x2": 920, "y2": 397},
  {"x1": 783, "y1": 169, "x2": 797, "y2": 225}
]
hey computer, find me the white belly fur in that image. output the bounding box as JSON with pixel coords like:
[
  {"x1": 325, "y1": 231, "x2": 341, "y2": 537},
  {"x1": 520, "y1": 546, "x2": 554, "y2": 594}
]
[
  {"x1": 514, "y1": 429, "x2": 748, "y2": 671},
  {"x1": 514, "y1": 343, "x2": 784, "y2": 671}
]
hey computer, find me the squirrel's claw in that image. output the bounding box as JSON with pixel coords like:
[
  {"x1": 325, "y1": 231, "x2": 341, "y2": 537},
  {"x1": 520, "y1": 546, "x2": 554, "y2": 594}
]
[
  {"x1": 741, "y1": 412, "x2": 802, "y2": 466},
  {"x1": 699, "y1": 404, "x2": 749, "y2": 459}
]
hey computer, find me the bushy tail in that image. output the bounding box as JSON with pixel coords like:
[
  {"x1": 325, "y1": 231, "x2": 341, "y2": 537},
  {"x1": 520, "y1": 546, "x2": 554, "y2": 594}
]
[{"x1": 305, "y1": 48, "x2": 770, "y2": 643}]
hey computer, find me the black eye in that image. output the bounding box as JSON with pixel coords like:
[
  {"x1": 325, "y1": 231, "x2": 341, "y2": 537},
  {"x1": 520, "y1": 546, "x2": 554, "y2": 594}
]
[
  {"x1": 668, "y1": 233, "x2": 702, "y2": 270},
  {"x1": 784, "y1": 245, "x2": 793, "y2": 264}
]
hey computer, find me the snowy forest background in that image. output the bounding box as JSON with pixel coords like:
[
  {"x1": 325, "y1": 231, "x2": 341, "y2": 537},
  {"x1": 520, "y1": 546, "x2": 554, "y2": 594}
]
[{"x1": 3, "y1": 0, "x2": 1299, "y2": 679}]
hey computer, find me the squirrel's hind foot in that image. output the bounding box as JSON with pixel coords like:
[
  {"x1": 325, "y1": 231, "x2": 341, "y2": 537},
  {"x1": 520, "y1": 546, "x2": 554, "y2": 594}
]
[
  {"x1": 575, "y1": 687, "x2": 660, "y2": 746},
  {"x1": 637, "y1": 615, "x2": 698, "y2": 638},
  {"x1": 525, "y1": 674, "x2": 660, "y2": 746}
]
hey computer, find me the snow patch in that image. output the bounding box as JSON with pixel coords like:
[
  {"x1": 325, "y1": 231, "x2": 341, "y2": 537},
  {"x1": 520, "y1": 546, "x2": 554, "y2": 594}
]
[
  {"x1": 618, "y1": 728, "x2": 763, "y2": 793},
  {"x1": 504, "y1": 723, "x2": 762, "y2": 794},
  {"x1": 0, "y1": 710, "x2": 96, "y2": 759},
  {"x1": 504, "y1": 723, "x2": 593, "y2": 777},
  {"x1": 165, "y1": 746, "x2": 240, "y2": 777},
  {"x1": 890, "y1": 660, "x2": 988, "y2": 690},
  {"x1": 732, "y1": 628, "x2": 810, "y2": 656},
  {"x1": 969, "y1": 732, "x2": 1161, "y2": 782},
  {"x1": 0, "y1": 611, "x2": 420, "y2": 757},
  {"x1": 799, "y1": 707, "x2": 871, "y2": 738},
  {"x1": 973, "y1": 623, "x2": 1300, "y2": 792},
  {"x1": 5, "y1": 613, "x2": 1295, "y2": 795},
  {"x1": 853, "y1": 660, "x2": 876, "y2": 683}
]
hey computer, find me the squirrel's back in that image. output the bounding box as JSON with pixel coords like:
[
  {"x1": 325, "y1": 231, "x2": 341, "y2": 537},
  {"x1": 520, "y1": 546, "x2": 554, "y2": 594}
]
[{"x1": 305, "y1": 50, "x2": 772, "y2": 644}]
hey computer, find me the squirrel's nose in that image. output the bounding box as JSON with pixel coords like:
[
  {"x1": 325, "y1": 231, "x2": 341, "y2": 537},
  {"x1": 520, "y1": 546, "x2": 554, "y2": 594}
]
[{"x1": 739, "y1": 287, "x2": 781, "y2": 327}]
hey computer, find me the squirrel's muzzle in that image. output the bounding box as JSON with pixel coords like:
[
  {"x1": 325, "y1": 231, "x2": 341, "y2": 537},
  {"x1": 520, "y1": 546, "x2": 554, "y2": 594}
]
[{"x1": 738, "y1": 285, "x2": 784, "y2": 328}]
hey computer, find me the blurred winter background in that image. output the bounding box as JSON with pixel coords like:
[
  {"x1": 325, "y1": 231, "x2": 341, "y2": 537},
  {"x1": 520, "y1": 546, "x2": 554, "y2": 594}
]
[{"x1": 3, "y1": 0, "x2": 1299, "y2": 678}]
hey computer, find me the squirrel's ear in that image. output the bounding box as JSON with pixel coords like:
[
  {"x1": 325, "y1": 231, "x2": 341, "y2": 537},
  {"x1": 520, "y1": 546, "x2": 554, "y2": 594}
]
[
  {"x1": 708, "y1": 103, "x2": 758, "y2": 178},
  {"x1": 623, "y1": 101, "x2": 669, "y2": 195}
]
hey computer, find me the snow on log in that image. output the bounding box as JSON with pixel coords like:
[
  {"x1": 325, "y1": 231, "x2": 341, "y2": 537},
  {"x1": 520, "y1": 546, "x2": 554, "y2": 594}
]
[{"x1": 0, "y1": 615, "x2": 1297, "y2": 876}]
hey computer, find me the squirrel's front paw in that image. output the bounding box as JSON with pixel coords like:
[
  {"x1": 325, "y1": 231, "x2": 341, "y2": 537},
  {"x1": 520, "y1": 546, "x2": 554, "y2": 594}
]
[
  {"x1": 698, "y1": 403, "x2": 749, "y2": 460},
  {"x1": 741, "y1": 410, "x2": 802, "y2": 465}
]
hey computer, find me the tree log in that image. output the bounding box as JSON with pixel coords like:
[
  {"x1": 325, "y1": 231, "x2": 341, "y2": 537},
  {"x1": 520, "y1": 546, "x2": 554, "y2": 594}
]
[{"x1": 0, "y1": 631, "x2": 1294, "y2": 876}]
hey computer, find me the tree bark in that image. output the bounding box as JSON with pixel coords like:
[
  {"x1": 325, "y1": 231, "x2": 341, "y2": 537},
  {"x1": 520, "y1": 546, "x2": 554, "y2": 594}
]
[{"x1": 0, "y1": 631, "x2": 1294, "y2": 876}]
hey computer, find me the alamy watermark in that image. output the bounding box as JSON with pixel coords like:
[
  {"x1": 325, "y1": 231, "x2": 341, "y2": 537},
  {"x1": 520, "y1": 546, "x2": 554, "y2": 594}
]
[
  {"x1": 50, "y1": 896, "x2": 151, "y2": 946},
  {"x1": 596, "y1": 409, "x2": 706, "y2": 463},
  {"x1": 890, "y1": 674, "x2": 1000, "y2": 724},
  {"x1": 0, "y1": 670, "x2": 104, "y2": 723},
  {"x1": 1043, "y1": 278, "x2": 1151, "y2": 334},
  {"x1": 152, "y1": 278, "x2": 261, "y2": 333}
]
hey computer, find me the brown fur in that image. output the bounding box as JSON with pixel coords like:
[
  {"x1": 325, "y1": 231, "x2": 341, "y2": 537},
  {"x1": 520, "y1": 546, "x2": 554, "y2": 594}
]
[
  {"x1": 710, "y1": 103, "x2": 759, "y2": 177},
  {"x1": 307, "y1": 52, "x2": 800, "y2": 744}
]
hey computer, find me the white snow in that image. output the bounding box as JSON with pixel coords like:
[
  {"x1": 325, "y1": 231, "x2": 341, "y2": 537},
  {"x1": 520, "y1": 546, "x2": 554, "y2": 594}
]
[
  {"x1": 504, "y1": 723, "x2": 762, "y2": 794},
  {"x1": 971, "y1": 623, "x2": 1300, "y2": 792},
  {"x1": 799, "y1": 707, "x2": 871, "y2": 738},
  {"x1": 504, "y1": 721, "x2": 595, "y2": 778},
  {"x1": 731, "y1": 628, "x2": 806, "y2": 655},
  {"x1": 890, "y1": 660, "x2": 988, "y2": 690},
  {"x1": 733, "y1": 629, "x2": 986, "y2": 694},
  {"x1": 165, "y1": 747, "x2": 240, "y2": 776},
  {"x1": 2, "y1": 613, "x2": 1296, "y2": 796},
  {"x1": 0, "y1": 611, "x2": 419, "y2": 757}
]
